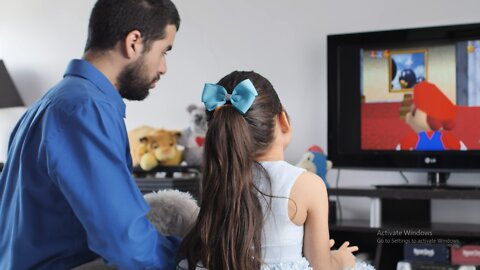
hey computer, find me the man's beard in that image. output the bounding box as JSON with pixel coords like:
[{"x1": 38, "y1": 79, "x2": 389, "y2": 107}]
[{"x1": 117, "y1": 56, "x2": 159, "y2": 101}]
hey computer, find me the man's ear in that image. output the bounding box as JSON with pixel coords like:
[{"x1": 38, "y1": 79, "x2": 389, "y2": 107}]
[
  {"x1": 278, "y1": 111, "x2": 290, "y2": 134},
  {"x1": 123, "y1": 30, "x2": 143, "y2": 59}
]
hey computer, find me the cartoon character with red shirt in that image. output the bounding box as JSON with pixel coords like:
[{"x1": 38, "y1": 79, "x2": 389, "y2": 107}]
[{"x1": 398, "y1": 81, "x2": 466, "y2": 151}]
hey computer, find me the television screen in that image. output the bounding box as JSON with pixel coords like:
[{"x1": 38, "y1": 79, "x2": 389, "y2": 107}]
[
  {"x1": 328, "y1": 23, "x2": 480, "y2": 173},
  {"x1": 360, "y1": 41, "x2": 480, "y2": 151}
]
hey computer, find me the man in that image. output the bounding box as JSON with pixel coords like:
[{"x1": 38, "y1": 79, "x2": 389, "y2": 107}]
[{"x1": 0, "y1": 0, "x2": 181, "y2": 269}]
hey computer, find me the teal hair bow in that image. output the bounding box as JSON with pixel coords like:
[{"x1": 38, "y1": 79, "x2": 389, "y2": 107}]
[{"x1": 201, "y1": 79, "x2": 258, "y2": 114}]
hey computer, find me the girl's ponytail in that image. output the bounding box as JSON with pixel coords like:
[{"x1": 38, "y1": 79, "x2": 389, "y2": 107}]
[
  {"x1": 179, "y1": 71, "x2": 283, "y2": 270},
  {"x1": 197, "y1": 107, "x2": 263, "y2": 269}
]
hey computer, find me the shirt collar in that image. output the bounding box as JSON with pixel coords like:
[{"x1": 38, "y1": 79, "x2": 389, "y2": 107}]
[{"x1": 64, "y1": 59, "x2": 126, "y2": 118}]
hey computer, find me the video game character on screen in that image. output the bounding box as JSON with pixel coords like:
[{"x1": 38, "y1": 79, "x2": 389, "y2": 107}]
[
  {"x1": 396, "y1": 81, "x2": 466, "y2": 151},
  {"x1": 360, "y1": 41, "x2": 480, "y2": 151}
]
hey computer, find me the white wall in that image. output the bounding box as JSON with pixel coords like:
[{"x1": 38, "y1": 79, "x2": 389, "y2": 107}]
[{"x1": 1, "y1": 0, "x2": 480, "y2": 222}]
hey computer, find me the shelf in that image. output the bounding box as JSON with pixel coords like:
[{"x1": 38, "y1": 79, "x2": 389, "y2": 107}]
[
  {"x1": 328, "y1": 186, "x2": 480, "y2": 269},
  {"x1": 329, "y1": 219, "x2": 377, "y2": 232},
  {"x1": 132, "y1": 165, "x2": 202, "y2": 201},
  {"x1": 330, "y1": 219, "x2": 480, "y2": 237},
  {"x1": 135, "y1": 177, "x2": 198, "y2": 190},
  {"x1": 134, "y1": 176, "x2": 201, "y2": 201},
  {"x1": 327, "y1": 186, "x2": 480, "y2": 200},
  {"x1": 133, "y1": 165, "x2": 200, "y2": 178}
]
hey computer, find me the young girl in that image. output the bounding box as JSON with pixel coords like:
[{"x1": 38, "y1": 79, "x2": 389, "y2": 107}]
[{"x1": 177, "y1": 71, "x2": 361, "y2": 270}]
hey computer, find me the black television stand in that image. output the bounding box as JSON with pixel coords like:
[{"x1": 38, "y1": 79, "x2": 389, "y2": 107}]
[
  {"x1": 374, "y1": 171, "x2": 480, "y2": 191},
  {"x1": 427, "y1": 171, "x2": 450, "y2": 187},
  {"x1": 375, "y1": 184, "x2": 480, "y2": 191},
  {"x1": 328, "y1": 186, "x2": 480, "y2": 269}
]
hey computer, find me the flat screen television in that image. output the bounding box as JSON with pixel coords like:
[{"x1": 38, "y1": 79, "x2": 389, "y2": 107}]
[{"x1": 327, "y1": 22, "x2": 480, "y2": 186}]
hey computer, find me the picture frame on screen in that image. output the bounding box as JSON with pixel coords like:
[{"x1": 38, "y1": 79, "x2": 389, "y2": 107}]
[{"x1": 389, "y1": 49, "x2": 428, "y2": 93}]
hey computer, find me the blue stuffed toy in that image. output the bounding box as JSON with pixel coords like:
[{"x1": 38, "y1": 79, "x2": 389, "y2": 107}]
[{"x1": 296, "y1": 145, "x2": 331, "y2": 188}]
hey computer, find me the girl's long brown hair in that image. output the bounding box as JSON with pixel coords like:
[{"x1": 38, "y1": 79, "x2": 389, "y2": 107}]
[{"x1": 178, "y1": 71, "x2": 284, "y2": 269}]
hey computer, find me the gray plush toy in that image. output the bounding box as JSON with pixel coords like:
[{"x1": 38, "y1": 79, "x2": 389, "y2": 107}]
[
  {"x1": 178, "y1": 104, "x2": 208, "y2": 167},
  {"x1": 73, "y1": 190, "x2": 199, "y2": 270},
  {"x1": 144, "y1": 189, "x2": 199, "y2": 237}
]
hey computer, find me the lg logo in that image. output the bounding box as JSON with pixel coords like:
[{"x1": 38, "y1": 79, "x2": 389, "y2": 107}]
[{"x1": 424, "y1": 157, "x2": 437, "y2": 164}]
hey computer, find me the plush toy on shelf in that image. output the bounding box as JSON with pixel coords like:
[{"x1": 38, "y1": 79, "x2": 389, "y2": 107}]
[
  {"x1": 128, "y1": 126, "x2": 183, "y2": 171},
  {"x1": 178, "y1": 104, "x2": 208, "y2": 167},
  {"x1": 296, "y1": 145, "x2": 332, "y2": 187}
]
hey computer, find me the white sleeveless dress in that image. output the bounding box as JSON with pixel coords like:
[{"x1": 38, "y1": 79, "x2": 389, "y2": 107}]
[
  {"x1": 255, "y1": 160, "x2": 312, "y2": 270},
  {"x1": 177, "y1": 161, "x2": 310, "y2": 270}
]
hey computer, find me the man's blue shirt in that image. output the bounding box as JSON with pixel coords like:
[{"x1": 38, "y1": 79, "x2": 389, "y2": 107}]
[{"x1": 0, "y1": 59, "x2": 180, "y2": 270}]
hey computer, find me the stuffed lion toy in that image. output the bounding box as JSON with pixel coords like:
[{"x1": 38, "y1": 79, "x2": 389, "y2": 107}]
[{"x1": 128, "y1": 126, "x2": 183, "y2": 171}]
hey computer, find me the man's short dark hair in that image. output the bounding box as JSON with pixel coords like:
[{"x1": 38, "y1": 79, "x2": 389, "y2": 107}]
[{"x1": 85, "y1": 0, "x2": 180, "y2": 53}]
